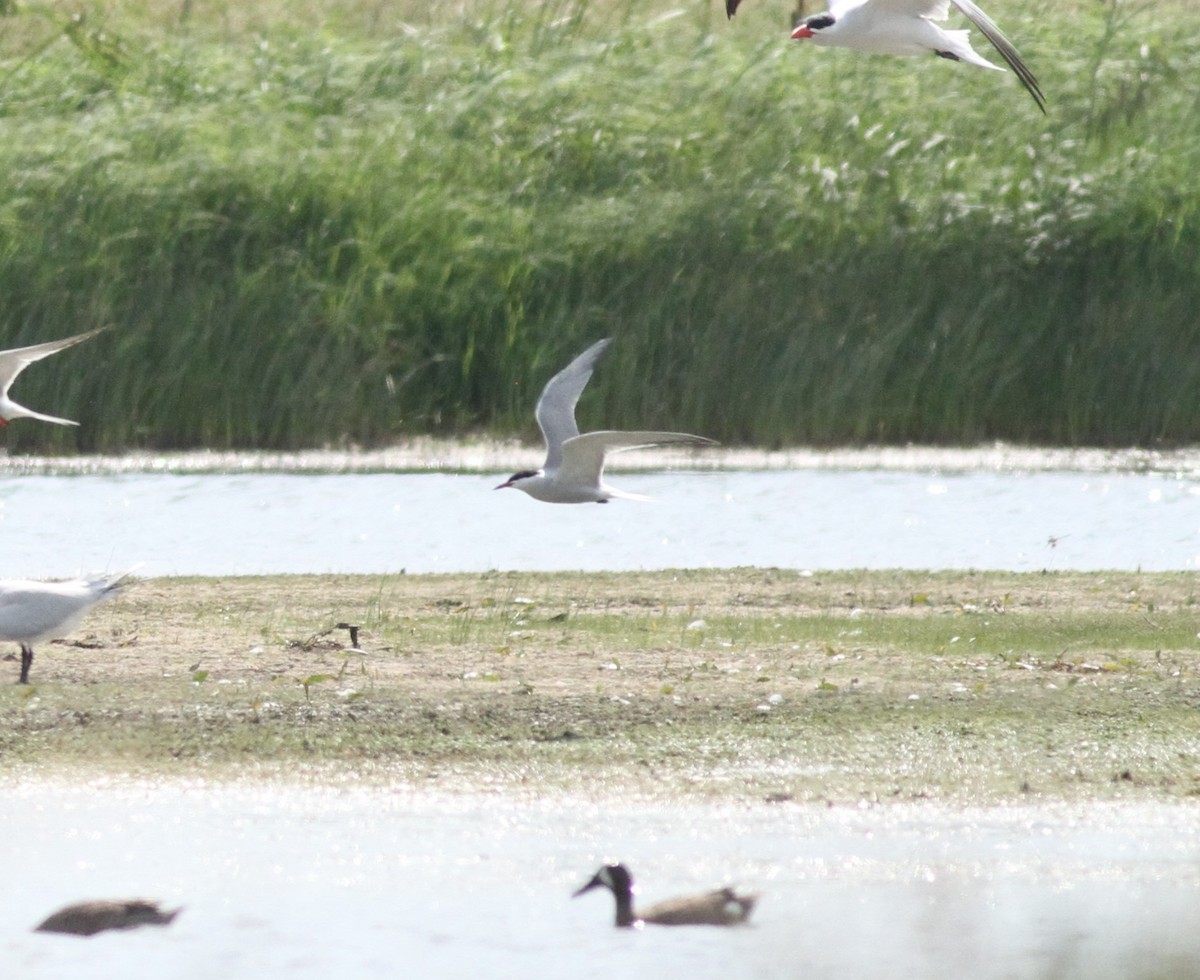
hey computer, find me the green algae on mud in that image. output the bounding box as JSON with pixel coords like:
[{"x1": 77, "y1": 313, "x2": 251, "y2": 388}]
[{"x1": 0, "y1": 569, "x2": 1196, "y2": 804}]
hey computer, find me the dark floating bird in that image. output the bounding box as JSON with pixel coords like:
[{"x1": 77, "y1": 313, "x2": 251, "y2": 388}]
[
  {"x1": 34, "y1": 899, "x2": 182, "y2": 937},
  {"x1": 573, "y1": 863, "x2": 757, "y2": 927}
]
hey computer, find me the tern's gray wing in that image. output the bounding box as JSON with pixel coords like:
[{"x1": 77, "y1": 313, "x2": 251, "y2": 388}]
[
  {"x1": 727, "y1": 0, "x2": 866, "y2": 18},
  {"x1": 0, "y1": 580, "x2": 97, "y2": 642},
  {"x1": 0, "y1": 570, "x2": 134, "y2": 642},
  {"x1": 727, "y1": 0, "x2": 869, "y2": 18},
  {"x1": 557, "y1": 431, "x2": 717, "y2": 487},
  {"x1": 951, "y1": 0, "x2": 1045, "y2": 112},
  {"x1": 0, "y1": 328, "x2": 104, "y2": 396},
  {"x1": 534, "y1": 338, "x2": 613, "y2": 472}
]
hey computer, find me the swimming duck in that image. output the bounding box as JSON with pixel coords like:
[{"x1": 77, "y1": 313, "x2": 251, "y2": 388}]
[
  {"x1": 34, "y1": 898, "x2": 182, "y2": 937},
  {"x1": 573, "y1": 863, "x2": 756, "y2": 927}
]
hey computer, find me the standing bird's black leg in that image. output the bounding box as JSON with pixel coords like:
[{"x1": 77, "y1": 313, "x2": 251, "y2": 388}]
[{"x1": 18, "y1": 643, "x2": 33, "y2": 685}]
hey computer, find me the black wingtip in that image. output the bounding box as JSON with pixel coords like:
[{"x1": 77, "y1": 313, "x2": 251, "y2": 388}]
[
  {"x1": 1013, "y1": 62, "x2": 1047, "y2": 115},
  {"x1": 952, "y1": 0, "x2": 1046, "y2": 115}
]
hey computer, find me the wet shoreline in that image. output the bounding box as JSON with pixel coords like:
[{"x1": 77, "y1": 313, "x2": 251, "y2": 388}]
[{"x1": 2, "y1": 440, "x2": 1199, "y2": 477}]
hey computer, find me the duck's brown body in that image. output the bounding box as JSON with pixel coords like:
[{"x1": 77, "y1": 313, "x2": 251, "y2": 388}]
[
  {"x1": 637, "y1": 886, "x2": 757, "y2": 927},
  {"x1": 34, "y1": 899, "x2": 181, "y2": 937}
]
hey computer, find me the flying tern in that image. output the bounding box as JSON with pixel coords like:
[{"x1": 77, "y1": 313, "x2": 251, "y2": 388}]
[
  {"x1": 728, "y1": 0, "x2": 1045, "y2": 114},
  {"x1": 494, "y1": 338, "x2": 716, "y2": 503},
  {"x1": 0, "y1": 569, "x2": 136, "y2": 684},
  {"x1": 0, "y1": 328, "x2": 105, "y2": 427}
]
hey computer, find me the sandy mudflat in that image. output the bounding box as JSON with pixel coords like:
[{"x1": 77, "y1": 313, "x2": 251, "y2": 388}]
[{"x1": 1, "y1": 568, "x2": 1195, "y2": 804}]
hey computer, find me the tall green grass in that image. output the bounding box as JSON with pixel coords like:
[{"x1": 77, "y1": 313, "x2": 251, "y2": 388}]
[{"x1": 0, "y1": 0, "x2": 1196, "y2": 451}]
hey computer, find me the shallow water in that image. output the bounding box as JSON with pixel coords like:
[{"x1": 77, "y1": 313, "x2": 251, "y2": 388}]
[
  {"x1": 1, "y1": 778, "x2": 1197, "y2": 980},
  {"x1": 6, "y1": 452, "x2": 1195, "y2": 978},
  {"x1": 0, "y1": 466, "x2": 1197, "y2": 577}
]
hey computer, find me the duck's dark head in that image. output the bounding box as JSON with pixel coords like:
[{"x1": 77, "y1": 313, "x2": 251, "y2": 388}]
[
  {"x1": 494, "y1": 469, "x2": 540, "y2": 490},
  {"x1": 792, "y1": 12, "x2": 836, "y2": 39},
  {"x1": 574, "y1": 864, "x2": 638, "y2": 927},
  {"x1": 573, "y1": 863, "x2": 633, "y2": 899}
]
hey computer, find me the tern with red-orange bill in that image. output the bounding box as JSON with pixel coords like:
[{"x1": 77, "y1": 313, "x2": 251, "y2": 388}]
[
  {"x1": 728, "y1": 0, "x2": 1045, "y2": 114},
  {"x1": 494, "y1": 339, "x2": 717, "y2": 504}
]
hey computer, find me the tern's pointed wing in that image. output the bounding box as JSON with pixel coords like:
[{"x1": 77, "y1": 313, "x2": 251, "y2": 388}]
[
  {"x1": 0, "y1": 579, "x2": 100, "y2": 640},
  {"x1": 4, "y1": 405, "x2": 80, "y2": 426},
  {"x1": 951, "y1": 0, "x2": 1045, "y2": 112},
  {"x1": 855, "y1": 0, "x2": 1045, "y2": 112},
  {"x1": 0, "y1": 328, "x2": 104, "y2": 396},
  {"x1": 829, "y1": 0, "x2": 877, "y2": 15},
  {"x1": 824, "y1": 0, "x2": 951, "y2": 19},
  {"x1": 534, "y1": 338, "x2": 613, "y2": 472},
  {"x1": 771, "y1": 0, "x2": 960, "y2": 28},
  {"x1": 80, "y1": 566, "x2": 142, "y2": 596},
  {"x1": 556, "y1": 430, "x2": 717, "y2": 486},
  {"x1": 727, "y1": 0, "x2": 864, "y2": 18}
]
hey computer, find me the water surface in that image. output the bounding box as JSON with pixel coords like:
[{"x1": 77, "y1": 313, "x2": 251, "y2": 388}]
[
  {"x1": 2, "y1": 779, "x2": 1197, "y2": 980},
  {"x1": 0, "y1": 467, "x2": 1196, "y2": 577}
]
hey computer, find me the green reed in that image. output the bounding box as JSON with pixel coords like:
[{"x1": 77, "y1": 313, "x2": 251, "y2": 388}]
[{"x1": 0, "y1": 0, "x2": 1195, "y2": 451}]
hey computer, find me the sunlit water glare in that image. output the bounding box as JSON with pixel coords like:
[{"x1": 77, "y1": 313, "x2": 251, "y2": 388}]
[
  {"x1": 0, "y1": 468, "x2": 1196, "y2": 577},
  {"x1": 2, "y1": 779, "x2": 1197, "y2": 980}
]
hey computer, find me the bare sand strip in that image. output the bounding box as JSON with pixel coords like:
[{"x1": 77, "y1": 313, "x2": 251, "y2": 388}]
[{"x1": 0, "y1": 569, "x2": 1195, "y2": 804}]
